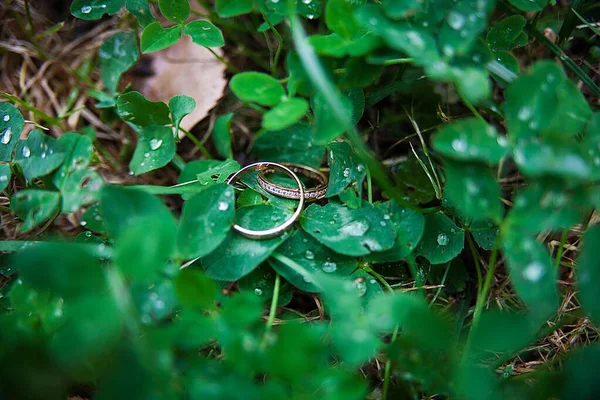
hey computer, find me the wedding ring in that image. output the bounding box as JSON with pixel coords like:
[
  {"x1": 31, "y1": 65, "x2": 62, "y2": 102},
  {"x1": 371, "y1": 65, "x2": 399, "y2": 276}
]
[
  {"x1": 257, "y1": 163, "x2": 328, "y2": 201},
  {"x1": 225, "y1": 162, "x2": 304, "y2": 239}
]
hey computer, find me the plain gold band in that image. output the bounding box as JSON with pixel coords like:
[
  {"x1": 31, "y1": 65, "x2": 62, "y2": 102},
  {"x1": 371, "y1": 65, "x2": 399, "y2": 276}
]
[
  {"x1": 226, "y1": 162, "x2": 304, "y2": 239},
  {"x1": 257, "y1": 162, "x2": 328, "y2": 202}
]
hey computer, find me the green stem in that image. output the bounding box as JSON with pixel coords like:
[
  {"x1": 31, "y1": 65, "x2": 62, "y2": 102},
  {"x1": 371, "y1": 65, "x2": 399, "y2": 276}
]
[
  {"x1": 366, "y1": 167, "x2": 373, "y2": 204},
  {"x1": 206, "y1": 47, "x2": 239, "y2": 74},
  {"x1": 180, "y1": 127, "x2": 212, "y2": 159},
  {"x1": 470, "y1": 234, "x2": 501, "y2": 329},
  {"x1": 128, "y1": 181, "x2": 208, "y2": 195},
  {"x1": 465, "y1": 231, "x2": 483, "y2": 299},
  {"x1": 263, "y1": 13, "x2": 284, "y2": 77},
  {"x1": 171, "y1": 154, "x2": 186, "y2": 172},
  {"x1": 266, "y1": 273, "x2": 281, "y2": 331},
  {"x1": 462, "y1": 96, "x2": 485, "y2": 122},
  {"x1": 0, "y1": 91, "x2": 60, "y2": 126},
  {"x1": 430, "y1": 262, "x2": 451, "y2": 308},
  {"x1": 0, "y1": 241, "x2": 113, "y2": 259},
  {"x1": 554, "y1": 230, "x2": 569, "y2": 270}
]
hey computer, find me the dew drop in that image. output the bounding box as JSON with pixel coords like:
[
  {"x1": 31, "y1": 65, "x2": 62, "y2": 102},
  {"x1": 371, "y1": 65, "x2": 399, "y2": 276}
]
[
  {"x1": 254, "y1": 288, "x2": 264, "y2": 296},
  {"x1": 2, "y1": 114, "x2": 10, "y2": 122},
  {"x1": 322, "y1": 261, "x2": 337, "y2": 273},
  {"x1": 380, "y1": 221, "x2": 386, "y2": 226},
  {"x1": 302, "y1": 0, "x2": 311, "y2": 3},
  {"x1": 22, "y1": 146, "x2": 30, "y2": 158},
  {"x1": 343, "y1": 167, "x2": 350, "y2": 178},
  {"x1": 218, "y1": 201, "x2": 229, "y2": 211},
  {"x1": 271, "y1": 0, "x2": 279, "y2": 3},
  {"x1": 306, "y1": 13, "x2": 315, "y2": 19},
  {"x1": 523, "y1": 262, "x2": 544, "y2": 282},
  {"x1": 0, "y1": 175, "x2": 7, "y2": 182},
  {"x1": 357, "y1": 164, "x2": 365, "y2": 173},
  {"x1": 303, "y1": 275, "x2": 312, "y2": 283},
  {"x1": 144, "y1": 152, "x2": 150, "y2": 158},
  {"x1": 354, "y1": 280, "x2": 367, "y2": 297},
  {"x1": 81, "y1": 5, "x2": 92, "y2": 14},
  {"x1": 150, "y1": 138, "x2": 163, "y2": 150},
  {"x1": 340, "y1": 219, "x2": 370, "y2": 236},
  {"x1": 304, "y1": 250, "x2": 315, "y2": 260},
  {"x1": 329, "y1": 219, "x2": 336, "y2": 225},
  {"x1": 447, "y1": 11, "x2": 466, "y2": 30},
  {"x1": 0, "y1": 128, "x2": 11, "y2": 145},
  {"x1": 518, "y1": 106, "x2": 532, "y2": 121},
  {"x1": 451, "y1": 138, "x2": 467, "y2": 152},
  {"x1": 383, "y1": 214, "x2": 391, "y2": 220},
  {"x1": 437, "y1": 233, "x2": 449, "y2": 246}
]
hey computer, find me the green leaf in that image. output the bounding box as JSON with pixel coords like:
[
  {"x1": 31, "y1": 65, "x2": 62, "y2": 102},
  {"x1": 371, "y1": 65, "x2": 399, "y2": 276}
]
[
  {"x1": 449, "y1": 64, "x2": 491, "y2": 105},
  {"x1": 99, "y1": 32, "x2": 139, "y2": 94},
  {"x1": 382, "y1": 0, "x2": 424, "y2": 19},
  {"x1": 230, "y1": 72, "x2": 286, "y2": 107},
  {"x1": 140, "y1": 22, "x2": 183, "y2": 53},
  {"x1": 0, "y1": 102, "x2": 25, "y2": 162},
  {"x1": 366, "y1": 201, "x2": 425, "y2": 263},
  {"x1": 584, "y1": 112, "x2": 600, "y2": 169},
  {"x1": 100, "y1": 185, "x2": 175, "y2": 240},
  {"x1": 71, "y1": 0, "x2": 124, "y2": 20},
  {"x1": 81, "y1": 203, "x2": 107, "y2": 233},
  {"x1": 126, "y1": 0, "x2": 155, "y2": 27},
  {"x1": 415, "y1": 212, "x2": 465, "y2": 265},
  {"x1": 559, "y1": 344, "x2": 600, "y2": 399},
  {"x1": 238, "y1": 265, "x2": 293, "y2": 305},
  {"x1": 513, "y1": 138, "x2": 595, "y2": 181},
  {"x1": 269, "y1": 230, "x2": 358, "y2": 292},
  {"x1": 432, "y1": 118, "x2": 508, "y2": 165},
  {"x1": 326, "y1": 141, "x2": 366, "y2": 198},
  {"x1": 158, "y1": 0, "x2": 189, "y2": 23},
  {"x1": 213, "y1": 113, "x2": 233, "y2": 159},
  {"x1": 325, "y1": 0, "x2": 361, "y2": 39},
  {"x1": 178, "y1": 159, "x2": 239, "y2": 200},
  {"x1": 61, "y1": 170, "x2": 104, "y2": 213},
  {"x1": 195, "y1": 158, "x2": 240, "y2": 185},
  {"x1": 577, "y1": 225, "x2": 600, "y2": 326},
  {"x1": 438, "y1": 0, "x2": 496, "y2": 58},
  {"x1": 52, "y1": 132, "x2": 93, "y2": 190},
  {"x1": 443, "y1": 161, "x2": 503, "y2": 224},
  {"x1": 494, "y1": 50, "x2": 520, "y2": 74},
  {"x1": 117, "y1": 91, "x2": 171, "y2": 129},
  {"x1": 11, "y1": 189, "x2": 61, "y2": 232},
  {"x1": 169, "y1": 95, "x2": 196, "y2": 136},
  {"x1": 175, "y1": 268, "x2": 218, "y2": 311},
  {"x1": 502, "y1": 235, "x2": 558, "y2": 316},
  {"x1": 262, "y1": 98, "x2": 309, "y2": 131},
  {"x1": 197, "y1": 205, "x2": 291, "y2": 280},
  {"x1": 129, "y1": 125, "x2": 175, "y2": 175},
  {"x1": 311, "y1": 88, "x2": 364, "y2": 143},
  {"x1": 470, "y1": 220, "x2": 499, "y2": 250},
  {"x1": 297, "y1": 0, "x2": 321, "y2": 20},
  {"x1": 176, "y1": 183, "x2": 235, "y2": 259},
  {"x1": 252, "y1": 122, "x2": 325, "y2": 169},
  {"x1": 116, "y1": 215, "x2": 176, "y2": 282},
  {"x1": 215, "y1": 0, "x2": 254, "y2": 17},
  {"x1": 506, "y1": 0, "x2": 547, "y2": 12},
  {"x1": 88, "y1": 89, "x2": 116, "y2": 108},
  {"x1": 185, "y1": 20, "x2": 225, "y2": 47},
  {"x1": 14, "y1": 130, "x2": 65, "y2": 181},
  {"x1": 486, "y1": 15, "x2": 527, "y2": 51},
  {"x1": 300, "y1": 202, "x2": 396, "y2": 256},
  {"x1": 0, "y1": 163, "x2": 10, "y2": 191},
  {"x1": 505, "y1": 181, "x2": 590, "y2": 235}
]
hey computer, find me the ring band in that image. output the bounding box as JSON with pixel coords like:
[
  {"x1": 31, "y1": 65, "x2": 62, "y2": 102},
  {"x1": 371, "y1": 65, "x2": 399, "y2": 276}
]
[
  {"x1": 257, "y1": 163, "x2": 328, "y2": 201},
  {"x1": 226, "y1": 162, "x2": 305, "y2": 239}
]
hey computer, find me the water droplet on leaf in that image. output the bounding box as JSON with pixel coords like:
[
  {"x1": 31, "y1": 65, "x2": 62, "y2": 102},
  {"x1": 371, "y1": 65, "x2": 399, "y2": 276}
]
[
  {"x1": 437, "y1": 233, "x2": 449, "y2": 246},
  {"x1": 81, "y1": 5, "x2": 92, "y2": 14},
  {"x1": 218, "y1": 201, "x2": 229, "y2": 211},
  {"x1": 150, "y1": 138, "x2": 163, "y2": 150},
  {"x1": 322, "y1": 261, "x2": 337, "y2": 273},
  {"x1": 304, "y1": 250, "x2": 315, "y2": 260}
]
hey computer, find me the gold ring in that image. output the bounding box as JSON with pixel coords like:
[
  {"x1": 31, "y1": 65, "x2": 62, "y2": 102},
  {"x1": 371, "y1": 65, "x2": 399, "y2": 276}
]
[
  {"x1": 257, "y1": 163, "x2": 328, "y2": 202},
  {"x1": 226, "y1": 162, "x2": 305, "y2": 239}
]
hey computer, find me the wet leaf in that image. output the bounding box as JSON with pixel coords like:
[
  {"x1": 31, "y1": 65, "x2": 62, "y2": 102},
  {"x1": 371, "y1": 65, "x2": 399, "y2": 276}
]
[
  {"x1": 117, "y1": 91, "x2": 171, "y2": 129},
  {"x1": 577, "y1": 225, "x2": 600, "y2": 326},
  {"x1": 129, "y1": 125, "x2": 176, "y2": 175},
  {"x1": 486, "y1": 15, "x2": 527, "y2": 51},
  {"x1": 158, "y1": 0, "x2": 190, "y2": 24},
  {"x1": 14, "y1": 130, "x2": 65, "y2": 181},
  {"x1": 215, "y1": 0, "x2": 254, "y2": 18},
  {"x1": 415, "y1": 212, "x2": 465, "y2": 265},
  {"x1": 169, "y1": 94, "x2": 196, "y2": 137},
  {"x1": 71, "y1": 0, "x2": 124, "y2": 20},
  {"x1": 311, "y1": 88, "x2": 364, "y2": 143},
  {"x1": 52, "y1": 132, "x2": 93, "y2": 190},
  {"x1": 262, "y1": 98, "x2": 309, "y2": 131},
  {"x1": 99, "y1": 32, "x2": 139, "y2": 94},
  {"x1": 230, "y1": 72, "x2": 286, "y2": 106},
  {"x1": 141, "y1": 22, "x2": 183, "y2": 53},
  {"x1": 61, "y1": 170, "x2": 104, "y2": 213},
  {"x1": 0, "y1": 163, "x2": 10, "y2": 191},
  {"x1": 326, "y1": 141, "x2": 366, "y2": 198},
  {"x1": 126, "y1": 0, "x2": 155, "y2": 27},
  {"x1": 213, "y1": 113, "x2": 233, "y2": 159},
  {"x1": 185, "y1": 20, "x2": 225, "y2": 47},
  {"x1": 11, "y1": 189, "x2": 61, "y2": 232},
  {"x1": 0, "y1": 103, "x2": 24, "y2": 162}
]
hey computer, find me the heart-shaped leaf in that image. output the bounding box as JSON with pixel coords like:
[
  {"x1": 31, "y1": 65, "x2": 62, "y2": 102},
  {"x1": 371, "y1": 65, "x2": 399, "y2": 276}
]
[
  {"x1": 486, "y1": 15, "x2": 527, "y2": 51},
  {"x1": 129, "y1": 125, "x2": 176, "y2": 175},
  {"x1": 301, "y1": 202, "x2": 396, "y2": 256},
  {"x1": 176, "y1": 183, "x2": 235, "y2": 259},
  {"x1": 11, "y1": 189, "x2": 61, "y2": 232},
  {"x1": 0, "y1": 103, "x2": 25, "y2": 162},
  {"x1": 158, "y1": 0, "x2": 190, "y2": 24},
  {"x1": 185, "y1": 20, "x2": 225, "y2": 47},
  {"x1": 61, "y1": 170, "x2": 104, "y2": 213},
  {"x1": 415, "y1": 212, "x2": 465, "y2": 265},
  {"x1": 326, "y1": 141, "x2": 366, "y2": 198},
  {"x1": 99, "y1": 32, "x2": 139, "y2": 94},
  {"x1": 52, "y1": 132, "x2": 93, "y2": 189},
  {"x1": 0, "y1": 163, "x2": 11, "y2": 191},
  {"x1": 141, "y1": 22, "x2": 183, "y2": 53},
  {"x1": 70, "y1": 0, "x2": 124, "y2": 20},
  {"x1": 230, "y1": 72, "x2": 286, "y2": 106},
  {"x1": 215, "y1": 0, "x2": 254, "y2": 17},
  {"x1": 14, "y1": 130, "x2": 65, "y2": 181},
  {"x1": 125, "y1": 0, "x2": 155, "y2": 27},
  {"x1": 117, "y1": 91, "x2": 171, "y2": 129},
  {"x1": 213, "y1": 113, "x2": 233, "y2": 159},
  {"x1": 261, "y1": 98, "x2": 309, "y2": 131},
  {"x1": 169, "y1": 95, "x2": 196, "y2": 137}
]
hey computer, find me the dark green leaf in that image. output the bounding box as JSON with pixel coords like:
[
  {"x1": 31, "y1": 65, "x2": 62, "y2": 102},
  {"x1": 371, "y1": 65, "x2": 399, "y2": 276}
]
[
  {"x1": 312, "y1": 87, "x2": 364, "y2": 144},
  {"x1": 0, "y1": 102, "x2": 25, "y2": 162},
  {"x1": 230, "y1": 72, "x2": 286, "y2": 107},
  {"x1": 0, "y1": 163, "x2": 10, "y2": 191},
  {"x1": 326, "y1": 141, "x2": 366, "y2": 198},
  {"x1": 169, "y1": 95, "x2": 196, "y2": 136},
  {"x1": 415, "y1": 212, "x2": 465, "y2": 264},
  {"x1": 197, "y1": 205, "x2": 290, "y2": 280},
  {"x1": 81, "y1": 203, "x2": 107, "y2": 233},
  {"x1": 11, "y1": 189, "x2": 61, "y2": 232},
  {"x1": 14, "y1": 130, "x2": 65, "y2": 181},
  {"x1": 444, "y1": 161, "x2": 503, "y2": 224},
  {"x1": 195, "y1": 158, "x2": 240, "y2": 184},
  {"x1": 61, "y1": 170, "x2": 104, "y2": 213},
  {"x1": 175, "y1": 268, "x2": 218, "y2": 311},
  {"x1": 367, "y1": 201, "x2": 425, "y2": 262},
  {"x1": 126, "y1": 0, "x2": 155, "y2": 27},
  {"x1": 301, "y1": 202, "x2": 396, "y2": 256},
  {"x1": 507, "y1": 0, "x2": 547, "y2": 12},
  {"x1": 577, "y1": 225, "x2": 600, "y2": 326},
  {"x1": 71, "y1": 0, "x2": 124, "y2": 20},
  {"x1": 325, "y1": 0, "x2": 361, "y2": 39},
  {"x1": 382, "y1": 0, "x2": 424, "y2": 19},
  {"x1": 486, "y1": 15, "x2": 527, "y2": 51},
  {"x1": 129, "y1": 125, "x2": 176, "y2": 175},
  {"x1": 270, "y1": 230, "x2": 358, "y2": 292},
  {"x1": 470, "y1": 220, "x2": 499, "y2": 250},
  {"x1": 559, "y1": 344, "x2": 600, "y2": 399},
  {"x1": 52, "y1": 132, "x2": 94, "y2": 190},
  {"x1": 253, "y1": 122, "x2": 325, "y2": 169},
  {"x1": 213, "y1": 113, "x2": 233, "y2": 159},
  {"x1": 117, "y1": 91, "x2": 171, "y2": 129},
  {"x1": 99, "y1": 32, "x2": 139, "y2": 94},
  {"x1": 140, "y1": 22, "x2": 183, "y2": 53},
  {"x1": 262, "y1": 98, "x2": 309, "y2": 131},
  {"x1": 176, "y1": 183, "x2": 234, "y2": 259},
  {"x1": 502, "y1": 234, "x2": 558, "y2": 316},
  {"x1": 432, "y1": 118, "x2": 508, "y2": 165},
  {"x1": 185, "y1": 20, "x2": 225, "y2": 47},
  {"x1": 215, "y1": 0, "x2": 254, "y2": 18},
  {"x1": 238, "y1": 265, "x2": 293, "y2": 306},
  {"x1": 494, "y1": 50, "x2": 520, "y2": 74},
  {"x1": 158, "y1": 0, "x2": 189, "y2": 24}
]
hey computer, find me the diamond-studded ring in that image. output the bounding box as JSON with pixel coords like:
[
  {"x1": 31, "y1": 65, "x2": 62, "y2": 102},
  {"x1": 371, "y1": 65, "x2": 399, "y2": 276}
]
[
  {"x1": 257, "y1": 163, "x2": 328, "y2": 202},
  {"x1": 226, "y1": 162, "x2": 305, "y2": 239}
]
